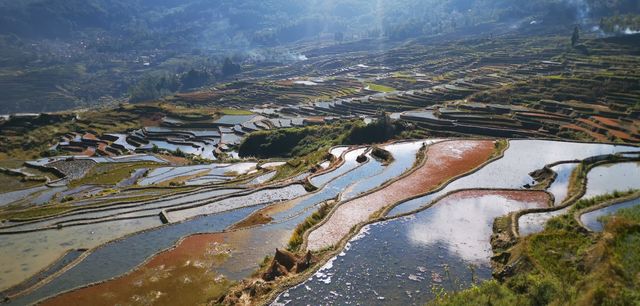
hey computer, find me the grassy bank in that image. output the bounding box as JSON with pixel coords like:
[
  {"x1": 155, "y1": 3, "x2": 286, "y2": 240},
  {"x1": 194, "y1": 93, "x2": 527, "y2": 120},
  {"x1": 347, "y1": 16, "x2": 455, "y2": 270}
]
[
  {"x1": 287, "y1": 202, "x2": 334, "y2": 252},
  {"x1": 432, "y1": 190, "x2": 640, "y2": 305},
  {"x1": 365, "y1": 83, "x2": 396, "y2": 93}
]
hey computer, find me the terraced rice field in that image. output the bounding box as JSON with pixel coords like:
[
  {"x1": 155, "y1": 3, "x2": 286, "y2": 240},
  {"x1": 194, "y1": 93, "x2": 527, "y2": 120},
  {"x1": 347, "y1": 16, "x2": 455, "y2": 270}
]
[
  {"x1": 518, "y1": 161, "x2": 640, "y2": 236},
  {"x1": 307, "y1": 140, "x2": 495, "y2": 251},
  {"x1": 388, "y1": 140, "x2": 639, "y2": 216},
  {"x1": 275, "y1": 190, "x2": 550, "y2": 305},
  {"x1": 0, "y1": 138, "x2": 638, "y2": 305},
  {"x1": 0, "y1": 143, "x2": 320, "y2": 293}
]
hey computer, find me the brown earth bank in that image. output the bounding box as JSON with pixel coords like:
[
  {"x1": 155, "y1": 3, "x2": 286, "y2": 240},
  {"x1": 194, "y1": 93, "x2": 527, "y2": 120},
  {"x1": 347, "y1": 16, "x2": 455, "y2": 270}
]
[
  {"x1": 307, "y1": 139, "x2": 496, "y2": 251},
  {"x1": 448, "y1": 189, "x2": 551, "y2": 203},
  {"x1": 42, "y1": 234, "x2": 232, "y2": 306}
]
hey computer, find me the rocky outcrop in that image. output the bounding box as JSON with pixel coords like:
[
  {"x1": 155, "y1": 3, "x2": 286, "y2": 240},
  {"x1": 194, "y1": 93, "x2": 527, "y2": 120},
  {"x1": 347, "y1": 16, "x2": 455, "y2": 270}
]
[
  {"x1": 261, "y1": 249, "x2": 316, "y2": 281},
  {"x1": 219, "y1": 249, "x2": 317, "y2": 305},
  {"x1": 527, "y1": 166, "x2": 556, "y2": 189},
  {"x1": 356, "y1": 153, "x2": 367, "y2": 163}
]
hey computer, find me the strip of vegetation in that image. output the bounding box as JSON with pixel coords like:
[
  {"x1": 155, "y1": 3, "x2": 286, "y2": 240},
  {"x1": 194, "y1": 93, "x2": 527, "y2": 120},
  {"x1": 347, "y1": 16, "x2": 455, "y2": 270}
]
[
  {"x1": 573, "y1": 190, "x2": 636, "y2": 212},
  {"x1": 240, "y1": 116, "x2": 407, "y2": 158},
  {"x1": 238, "y1": 123, "x2": 353, "y2": 159},
  {"x1": 432, "y1": 190, "x2": 640, "y2": 305},
  {"x1": 365, "y1": 83, "x2": 396, "y2": 93},
  {"x1": 566, "y1": 162, "x2": 587, "y2": 198},
  {"x1": 271, "y1": 150, "x2": 328, "y2": 182},
  {"x1": 70, "y1": 162, "x2": 162, "y2": 187},
  {"x1": 0, "y1": 205, "x2": 74, "y2": 221},
  {"x1": 0, "y1": 173, "x2": 45, "y2": 193},
  {"x1": 288, "y1": 202, "x2": 334, "y2": 252},
  {"x1": 491, "y1": 139, "x2": 508, "y2": 158},
  {"x1": 607, "y1": 203, "x2": 640, "y2": 223},
  {"x1": 345, "y1": 115, "x2": 406, "y2": 145},
  {"x1": 217, "y1": 108, "x2": 254, "y2": 115}
]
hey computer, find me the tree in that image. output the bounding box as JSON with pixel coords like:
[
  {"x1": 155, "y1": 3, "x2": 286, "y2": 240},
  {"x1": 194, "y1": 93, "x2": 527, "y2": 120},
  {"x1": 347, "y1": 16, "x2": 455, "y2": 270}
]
[
  {"x1": 128, "y1": 73, "x2": 180, "y2": 102},
  {"x1": 222, "y1": 58, "x2": 241, "y2": 77},
  {"x1": 180, "y1": 69, "x2": 211, "y2": 91},
  {"x1": 346, "y1": 114, "x2": 402, "y2": 144},
  {"x1": 571, "y1": 26, "x2": 580, "y2": 47},
  {"x1": 128, "y1": 76, "x2": 162, "y2": 103}
]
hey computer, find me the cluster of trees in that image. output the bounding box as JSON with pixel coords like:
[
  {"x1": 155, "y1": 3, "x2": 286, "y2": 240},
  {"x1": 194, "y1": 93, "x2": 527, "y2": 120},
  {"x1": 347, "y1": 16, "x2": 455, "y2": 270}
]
[
  {"x1": 345, "y1": 115, "x2": 405, "y2": 145},
  {"x1": 238, "y1": 116, "x2": 405, "y2": 159},
  {"x1": 599, "y1": 14, "x2": 640, "y2": 33},
  {"x1": 238, "y1": 123, "x2": 352, "y2": 158},
  {"x1": 128, "y1": 58, "x2": 241, "y2": 102}
]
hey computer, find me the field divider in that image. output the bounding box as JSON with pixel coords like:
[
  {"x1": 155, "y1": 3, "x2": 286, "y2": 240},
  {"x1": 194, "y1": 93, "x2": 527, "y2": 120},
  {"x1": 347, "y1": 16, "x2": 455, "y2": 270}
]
[
  {"x1": 511, "y1": 154, "x2": 640, "y2": 238},
  {"x1": 573, "y1": 191, "x2": 640, "y2": 232}
]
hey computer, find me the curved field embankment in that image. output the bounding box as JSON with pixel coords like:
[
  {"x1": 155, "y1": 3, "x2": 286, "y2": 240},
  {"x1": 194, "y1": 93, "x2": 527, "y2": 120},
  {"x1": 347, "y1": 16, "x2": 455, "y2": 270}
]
[
  {"x1": 575, "y1": 191, "x2": 640, "y2": 232},
  {"x1": 515, "y1": 155, "x2": 640, "y2": 238},
  {"x1": 306, "y1": 140, "x2": 495, "y2": 251}
]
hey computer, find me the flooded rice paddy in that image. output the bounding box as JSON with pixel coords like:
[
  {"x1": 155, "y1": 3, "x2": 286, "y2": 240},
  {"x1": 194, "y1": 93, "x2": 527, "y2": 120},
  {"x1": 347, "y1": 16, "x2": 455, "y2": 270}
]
[
  {"x1": 581, "y1": 162, "x2": 640, "y2": 199},
  {"x1": 275, "y1": 190, "x2": 549, "y2": 305},
  {"x1": 0, "y1": 217, "x2": 162, "y2": 292},
  {"x1": 546, "y1": 163, "x2": 579, "y2": 205},
  {"x1": 41, "y1": 142, "x2": 412, "y2": 304},
  {"x1": 340, "y1": 141, "x2": 436, "y2": 201},
  {"x1": 518, "y1": 161, "x2": 640, "y2": 236},
  {"x1": 5, "y1": 206, "x2": 264, "y2": 305},
  {"x1": 167, "y1": 184, "x2": 307, "y2": 222},
  {"x1": 388, "y1": 140, "x2": 638, "y2": 217},
  {"x1": 310, "y1": 148, "x2": 367, "y2": 187},
  {"x1": 0, "y1": 186, "x2": 49, "y2": 207},
  {"x1": 307, "y1": 140, "x2": 495, "y2": 251},
  {"x1": 0, "y1": 249, "x2": 85, "y2": 300},
  {"x1": 41, "y1": 234, "x2": 232, "y2": 306},
  {"x1": 1, "y1": 139, "x2": 637, "y2": 305},
  {"x1": 246, "y1": 171, "x2": 277, "y2": 185},
  {"x1": 138, "y1": 163, "x2": 256, "y2": 186}
]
